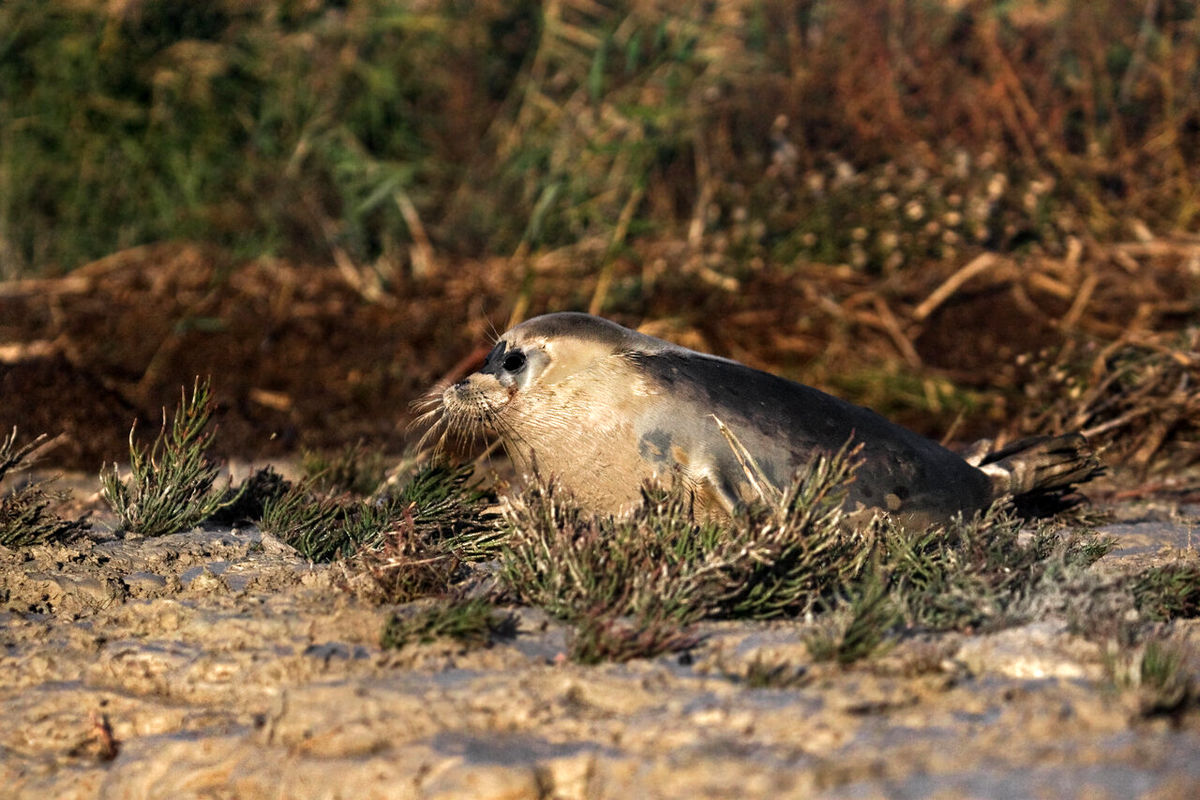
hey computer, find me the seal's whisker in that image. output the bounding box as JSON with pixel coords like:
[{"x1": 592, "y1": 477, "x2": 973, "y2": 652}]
[
  {"x1": 409, "y1": 395, "x2": 442, "y2": 412},
  {"x1": 491, "y1": 414, "x2": 533, "y2": 461},
  {"x1": 414, "y1": 415, "x2": 445, "y2": 454},
  {"x1": 409, "y1": 403, "x2": 444, "y2": 430},
  {"x1": 409, "y1": 391, "x2": 450, "y2": 454},
  {"x1": 471, "y1": 437, "x2": 504, "y2": 470},
  {"x1": 483, "y1": 314, "x2": 501, "y2": 344}
]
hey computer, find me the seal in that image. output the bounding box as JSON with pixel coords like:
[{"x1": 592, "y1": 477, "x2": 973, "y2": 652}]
[{"x1": 426, "y1": 312, "x2": 1101, "y2": 528}]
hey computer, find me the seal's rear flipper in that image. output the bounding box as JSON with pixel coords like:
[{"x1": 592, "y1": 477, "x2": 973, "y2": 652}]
[{"x1": 977, "y1": 433, "x2": 1104, "y2": 515}]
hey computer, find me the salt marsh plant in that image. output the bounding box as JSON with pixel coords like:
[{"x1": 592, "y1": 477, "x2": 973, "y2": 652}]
[
  {"x1": 0, "y1": 429, "x2": 90, "y2": 546},
  {"x1": 567, "y1": 608, "x2": 702, "y2": 665},
  {"x1": 101, "y1": 378, "x2": 239, "y2": 536},
  {"x1": 301, "y1": 441, "x2": 388, "y2": 497},
  {"x1": 880, "y1": 505, "x2": 1113, "y2": 633},
  {"x1": 804, "y1": 577, "x2": 898, "y2": 665},
  {"x1": 261, "y1": 461, "x2": 495, "y2": 563},
  {"x1": 1106, "y1": 635, "x2": 1197, "y2": 720},
  {"x1": 260, "y1": 459, "x2": 497, "y2": 603},
  {"x1": 1131, "y1": 563, "x2": 1200, "y2": 623},
  {"x1": 498, "y1": 441, "x2": 1118, "y2": 663},
  {"x1": 497, "y1": 447, "x2": 876, "y2": 661},
  {"x1": 259, "y1": 483, "x2": 345, "y2": 560},
  {"x1": 208, "y1": 466, "x2": 290, "y2": 526},
  {"x1": 740, "y1": 655, "x2": 811, "y2": 689},
  {"x1": 380, "y1": 597, "x2": 517, "y2": 651},
  {"x1": 1135, "y1": 638, "x2": 1196, "y2": 718}
]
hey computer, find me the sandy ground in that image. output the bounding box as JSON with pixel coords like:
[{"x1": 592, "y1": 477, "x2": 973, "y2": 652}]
[{"x1": 2, "y1": 485, "x2": 1199, "y2": 799}]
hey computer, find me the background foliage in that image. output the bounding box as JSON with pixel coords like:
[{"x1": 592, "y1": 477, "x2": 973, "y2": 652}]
[{"x1": 3, "y1": 0, "x2": 1198, "y2": 277}]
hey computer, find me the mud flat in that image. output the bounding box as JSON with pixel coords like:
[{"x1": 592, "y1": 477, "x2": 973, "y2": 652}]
[{"x1": 2, "y1": 495, "x2": 1198, "y2": 799}]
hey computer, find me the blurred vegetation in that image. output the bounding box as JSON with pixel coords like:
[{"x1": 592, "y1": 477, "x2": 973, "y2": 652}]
[
  {"x1": 380, "y1": 597, "x2": 517, "y2": 650},
  {"x1": 2, "y1": 0, "x2": 1198, "y2": 277}
]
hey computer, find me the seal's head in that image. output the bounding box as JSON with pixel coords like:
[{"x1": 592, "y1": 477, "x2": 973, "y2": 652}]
[
  {"x1": 433, "y1": 313, "x2": 660, "y2": 451},
  {"x1": 418, "y1": 313, "x2": 683, "y2": 513}
]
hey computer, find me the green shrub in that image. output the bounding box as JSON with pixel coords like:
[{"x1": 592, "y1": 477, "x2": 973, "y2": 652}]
[
  {"x1": 0, "y1": 429, "x2": 90, "y2": 546},
  {"x1": 101, "y1": 378, "x2": 239, "y2": 536}
]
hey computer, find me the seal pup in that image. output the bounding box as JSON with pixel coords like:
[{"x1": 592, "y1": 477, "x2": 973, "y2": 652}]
[{"x1": 428, "y1": 312, "x2": 1101, "y2": 528}]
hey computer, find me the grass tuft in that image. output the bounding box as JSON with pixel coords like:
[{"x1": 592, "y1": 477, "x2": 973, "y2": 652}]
[
  {"x1": 380, "y1": 597, "x2": 516, "y2": 651},
  {"x1": 1106, "y1": 635, "x2": 1197, "y2": 720},
  {"x1": 388, "y1": 462, "x2": 502, "y2": 560},
  {"x1": 567, "y1": 608, "x2": 701, "y2": 665},
  {"x1": 498, "y1": 480, "x2": 718, "y2": 624},
  {"x1": 805, "y1": 577, "x2": 898, "y2": 665},
  {"x1": 721, "y1": 444, "x2": 874, "y2": 619},
  {"x1": 880, "y1": 505, "x2": 1112, "y2": 632},
  {"x1": 741, "y1": 655, "x2": 811, "y2": 689},
  {"x1": 100, "y1": 378, "x2": 239, "y2": 536},
  {"x1": 499, "y1": 445, "x2": 869, "y2": 628},
  {"x1": 1136, "y1": 639, "x2": 1195, "y2": 718},
  {"x1": 261, "y1": 459, "x2": 497, "y2": 605},
  {"x1": 498, "y1": 441, "x2": 1119, "y2": 663},
  {"x1": 259, "y1": 482, "x2": 346, "y2": 560},
  {"x1": 301, "y1": 442, "x2": 388, "y2": 497},
  {"x1": 353, "y1": 510, "x2": 465, "y2": 604},
  {"x1": 1130, "y1": 563, "x2": 1200, "y2": 622},
  {"x1": 499, "y1": 446, "x2": 883, "y2": 662},
  {"x1": 263, "y1": 461, "x2": 495, "y2": 566},
  {"x1": 208, "y1": 466, "x2": 290, "y2": 526},
  {"x1": 0, "y1": 429, "x2": 90, "y2": 547}
]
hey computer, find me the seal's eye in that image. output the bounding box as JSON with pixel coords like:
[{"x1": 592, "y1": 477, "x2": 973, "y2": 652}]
[{"x1": 501, "y1": 351, "x2": 527, "y2": 373}]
